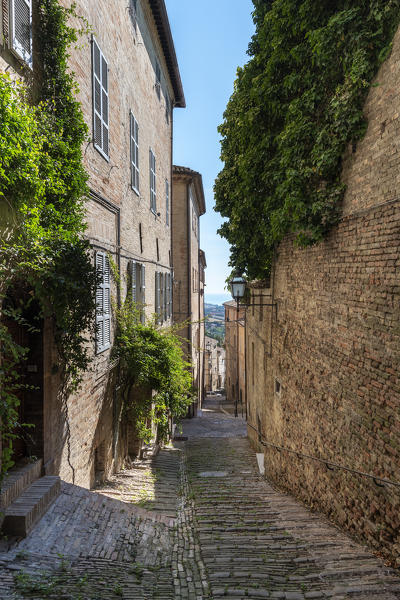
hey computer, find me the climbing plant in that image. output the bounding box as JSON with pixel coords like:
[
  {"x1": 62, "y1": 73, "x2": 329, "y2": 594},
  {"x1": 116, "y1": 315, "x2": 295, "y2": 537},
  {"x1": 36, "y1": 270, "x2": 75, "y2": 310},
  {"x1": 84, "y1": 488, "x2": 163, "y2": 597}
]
[
  {"x1": 0, "y1": 1, "x2": 97, "y2": 481},
  {"x1": 112, "y1": 301, "x2": 195, "y2": 444},
  {"x1": 214, "y1": 0, "x2": 400, "y2": 279}
]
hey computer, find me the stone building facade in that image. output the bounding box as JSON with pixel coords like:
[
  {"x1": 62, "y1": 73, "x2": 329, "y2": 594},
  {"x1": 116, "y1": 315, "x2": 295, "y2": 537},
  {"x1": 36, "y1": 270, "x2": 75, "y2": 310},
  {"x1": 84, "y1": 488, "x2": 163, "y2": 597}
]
[
  {"x1": 246, "y1": 27, "x2": 400, "y2": 564},
  {"x1": 204, "y1": 336, "x2": 225, "y2": 393},
  {"x1": 224, "y1": 301, "x2": 245, "y2": 415},
  {"x1": 172, "y1": 166, "x2": 206, "y2": 415},
  {"x1": 0, "y1": 0, "x2": 184, "y2": 488}
]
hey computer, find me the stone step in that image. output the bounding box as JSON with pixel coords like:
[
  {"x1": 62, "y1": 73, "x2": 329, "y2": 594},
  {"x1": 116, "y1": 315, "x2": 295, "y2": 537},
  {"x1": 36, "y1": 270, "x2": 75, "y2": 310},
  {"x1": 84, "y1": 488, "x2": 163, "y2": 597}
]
[
  {"x1": 2, "y1": 475, "x2": 60, "y2": 537},
  {"x1": 0, "y1": 458, "x2": 43, "y2": 511}
]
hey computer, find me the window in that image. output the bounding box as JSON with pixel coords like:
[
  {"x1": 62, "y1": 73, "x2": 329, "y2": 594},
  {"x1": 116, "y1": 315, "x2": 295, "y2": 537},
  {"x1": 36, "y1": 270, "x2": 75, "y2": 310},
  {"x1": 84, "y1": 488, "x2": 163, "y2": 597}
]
[
  {"x1": 156, "y1": 238, "x2": 159, "y2": 262},
  {"x1": 131, "y1": 261, "x2": 146, "y2": 323},
  {"x1": 165, "y1": 179, "x2": 169, "y2": 226},
  {"x1": 129, "y1": 0, "x2": 137, "y2": 32},
  {"x1": 96, "y1": 252, "x2": 111, "y2": 353},
  {"x1": 10, "y1": 0, "x2": 32, "y2": 67},
  {"x1": 155, "y1": 60, "x2": 161, "y2": 99},
  {"x1": 149, "y1": 149, "x2": 156, "y2": 212},
  {"x1": 92, "y1": 37, "x2": 109, "y2": 159},
  {"x1": 275, "y1": 379, "x2": 281, "y2": 396},
  {"x1": 130, "y1": 112, "x2": 139, "y2": 193},
  {"x1": 155, "y1": 271, "x2": 172, "y2": 323},
  {"x1": 155, "y1": 271, "x2": 161, "y2": 322}
]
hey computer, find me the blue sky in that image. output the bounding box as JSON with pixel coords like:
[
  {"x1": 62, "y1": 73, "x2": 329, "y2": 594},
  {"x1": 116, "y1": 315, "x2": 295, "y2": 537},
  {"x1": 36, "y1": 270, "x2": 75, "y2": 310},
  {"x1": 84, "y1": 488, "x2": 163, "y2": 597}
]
[{"x1": 165, "y1": 0, "x2": 255, "y2": 295}]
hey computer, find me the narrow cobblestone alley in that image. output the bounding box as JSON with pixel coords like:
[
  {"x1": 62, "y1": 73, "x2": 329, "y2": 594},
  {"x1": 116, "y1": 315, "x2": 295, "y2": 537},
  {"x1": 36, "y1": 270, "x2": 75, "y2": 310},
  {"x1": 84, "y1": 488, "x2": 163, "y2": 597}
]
[{"x1": 1, "y1": 398, "x2": 400, "y2": 599}]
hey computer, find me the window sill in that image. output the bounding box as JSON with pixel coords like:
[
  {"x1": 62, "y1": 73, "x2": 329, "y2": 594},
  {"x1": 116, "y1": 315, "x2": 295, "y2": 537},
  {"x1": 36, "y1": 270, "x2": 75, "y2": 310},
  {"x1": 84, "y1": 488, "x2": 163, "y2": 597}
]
[
  {"x1": 93, "y1": 142, "x2": 110, "y2": 162},
  {"x1": 131, "y1": 185, "x2": 140, "y2": 197}
]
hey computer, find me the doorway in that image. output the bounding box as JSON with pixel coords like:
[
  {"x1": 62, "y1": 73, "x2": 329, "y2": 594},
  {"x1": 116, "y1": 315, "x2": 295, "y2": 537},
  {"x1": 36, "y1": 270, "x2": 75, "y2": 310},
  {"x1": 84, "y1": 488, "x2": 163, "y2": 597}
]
[{"x1": 1, "y1": 288, "x2": 44, "y2": 463}]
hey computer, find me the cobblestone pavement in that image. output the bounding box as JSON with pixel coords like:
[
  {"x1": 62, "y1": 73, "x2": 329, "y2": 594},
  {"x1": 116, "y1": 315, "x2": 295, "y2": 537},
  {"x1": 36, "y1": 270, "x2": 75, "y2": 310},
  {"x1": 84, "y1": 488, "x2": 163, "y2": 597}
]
[
  {"x1": 0, "y1": 400, "x2": 400, "y2": 598},
  {"x1": 0, "y1": 450, "x2": 180, "y2": 599},
  {"x1": 178, "y1": 401, "x2": 400, "y2": 599}
]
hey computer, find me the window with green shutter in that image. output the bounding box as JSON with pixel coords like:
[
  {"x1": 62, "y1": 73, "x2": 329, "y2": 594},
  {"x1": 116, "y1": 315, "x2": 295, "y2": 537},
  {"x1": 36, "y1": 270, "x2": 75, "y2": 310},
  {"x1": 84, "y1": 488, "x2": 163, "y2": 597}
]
[
  {"x1": 92, "y1": 36, "x2": 109, "y2": 160},
  {"x1": 96, "y1": 252, "x2": 111, "y2": 353}
]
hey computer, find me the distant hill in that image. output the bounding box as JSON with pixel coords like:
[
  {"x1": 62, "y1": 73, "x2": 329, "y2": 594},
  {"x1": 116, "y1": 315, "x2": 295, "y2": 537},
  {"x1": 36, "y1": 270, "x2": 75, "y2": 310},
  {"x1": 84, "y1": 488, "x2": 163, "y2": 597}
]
[{"x1": 205, "y1": 304, "x2": 225, "y2": 343}]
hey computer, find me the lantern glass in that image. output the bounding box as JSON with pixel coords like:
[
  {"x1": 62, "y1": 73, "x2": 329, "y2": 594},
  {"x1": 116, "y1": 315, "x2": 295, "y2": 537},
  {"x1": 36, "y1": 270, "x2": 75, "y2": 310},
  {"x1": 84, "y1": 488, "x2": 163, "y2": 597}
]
[{"x1": 229, "y1": 275, "x2": 246, "y2": 301}]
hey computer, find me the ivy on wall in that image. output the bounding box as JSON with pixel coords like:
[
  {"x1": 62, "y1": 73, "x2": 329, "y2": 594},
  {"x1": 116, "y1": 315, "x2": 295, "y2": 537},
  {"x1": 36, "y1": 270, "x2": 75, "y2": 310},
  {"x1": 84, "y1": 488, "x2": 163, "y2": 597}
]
[
  {"x1": 112, "y1": 290, "x2": 194, "y2": 445},
  {"x1": 0, "y1": 1, "x2": 97, "y2": 481},
  {"x1": 214, "y1": 0, "x2": 400, "y2": 280}
]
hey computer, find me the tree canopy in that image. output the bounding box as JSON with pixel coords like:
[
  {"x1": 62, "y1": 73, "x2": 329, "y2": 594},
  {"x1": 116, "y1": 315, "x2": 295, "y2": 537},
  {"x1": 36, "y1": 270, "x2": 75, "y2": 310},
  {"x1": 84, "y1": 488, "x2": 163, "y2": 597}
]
[{"x1": 214, "y1": 0, "x2": 400, "y2": 280}]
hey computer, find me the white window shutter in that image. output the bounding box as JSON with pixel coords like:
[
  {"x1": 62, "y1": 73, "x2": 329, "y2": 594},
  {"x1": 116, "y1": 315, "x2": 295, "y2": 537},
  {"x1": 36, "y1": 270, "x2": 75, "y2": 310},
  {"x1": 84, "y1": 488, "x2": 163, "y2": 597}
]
[
  {"x1": 149, "y1": 149, "x2": 156, "y2": 212},
  {"x1": 155, "y1": 271, "x2": 159, "y2": 320},
  {"x1": 131, "y1": 260, "x2": 137, "y2": 302},
  {"x1": 130, "y1": 112, "x2": 139, "y2": 192},
  {"x1": 11, "y1": 0, "x2": 32, "y2": 67},
  {"x1": 96, "y1": 252, "x2": 111, "y2": 352},
  {"x1": 92, "y1": 37, "x2": 109, "y2": 159},
  {"x1": 96, "y1": 253, "x2": 104, "y2": 351},
  {"x1": 140, "y1": 264, "x2": 146, "y2": 323},
  {"x1": 103, "y1": 255, "x2": 111, "y2": 348},
  {"x1": 165, "y1": 179, "x2": 169, "y2": 226}
]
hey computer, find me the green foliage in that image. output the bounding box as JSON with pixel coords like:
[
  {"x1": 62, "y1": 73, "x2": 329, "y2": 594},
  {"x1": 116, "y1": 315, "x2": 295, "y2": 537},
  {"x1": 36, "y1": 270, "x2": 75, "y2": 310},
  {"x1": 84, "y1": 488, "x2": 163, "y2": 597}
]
[
  {"x1": 0, "y1": 1, "x2": 97, "y2": 481},
  {"x1": 113, "y1": 302, "x2": 195, "y2": 443},
  {"x1": 214, "y1": 0, "x2": 400, "y2": 279}
]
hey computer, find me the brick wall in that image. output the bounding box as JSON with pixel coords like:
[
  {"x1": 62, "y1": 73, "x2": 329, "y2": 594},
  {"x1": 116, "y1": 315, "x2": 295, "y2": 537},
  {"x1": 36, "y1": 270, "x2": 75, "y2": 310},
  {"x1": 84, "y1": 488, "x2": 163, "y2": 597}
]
[
  {"x1": 172, "y1": 169, "x2": 205, "y2": 413},
  {"x1": 246, "y1": 26, "x2": 400, "y2": 564},
  {"x1": 1, "y1": 0, "x2": 180, "y2": 488}
]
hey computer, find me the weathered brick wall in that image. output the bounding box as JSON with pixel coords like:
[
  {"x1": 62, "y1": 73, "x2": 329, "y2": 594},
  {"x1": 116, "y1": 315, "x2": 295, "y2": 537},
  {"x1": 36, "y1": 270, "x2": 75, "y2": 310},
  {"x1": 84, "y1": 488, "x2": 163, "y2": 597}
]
[
  {"x1": 247, "y1": 27, "x2": 400, "y2": 564},
  {"x1": 1, "y1": 0, "x2": 178, "y2": 488}
]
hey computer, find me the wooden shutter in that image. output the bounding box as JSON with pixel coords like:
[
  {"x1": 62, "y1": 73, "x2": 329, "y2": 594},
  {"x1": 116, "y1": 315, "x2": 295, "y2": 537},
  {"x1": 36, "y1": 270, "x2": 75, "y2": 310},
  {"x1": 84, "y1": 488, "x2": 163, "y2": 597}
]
[
  {"x1": 92, "y1": 37, "x2": 109, "y2": 159},
  {"x1": 155, "y1": 271, "x2": 160, "y2": 321},
  {"x1": 165, "y1": 179, "x2": 169, "y2": 226},
  {"x1": 2, "y1": 0, "x2": 9, "y2": 45},
  {"x1": 149, "y1": 149, "x2": 156, "y2": 212},
  {"x1": 96, "y1": 252, "x2": 111, "y2": 353},
  {"x1": 129, "y1": 0, "x2": 137, "y2": 32},
  {"x1": 140, "y1": 264, "x2": 146, "y2": 323},
  {"x1": 96, "y1": 253, "x2": 104, "y2": 351},
  {"x1": 168, "y1": 273, "x2": 172, "y2": 318},
  {"x1": 131, "y1": 260, "x2": 137, "y2": 302},
  {"x1": 11, "y1": 0, "x2": 32, "y2": 67},
  {"x1": 155, "y1": 60, "x2": 161, "y2": 99},
  {"x1": 130, "y1": 112, "x2": 139, "y2": 192}
]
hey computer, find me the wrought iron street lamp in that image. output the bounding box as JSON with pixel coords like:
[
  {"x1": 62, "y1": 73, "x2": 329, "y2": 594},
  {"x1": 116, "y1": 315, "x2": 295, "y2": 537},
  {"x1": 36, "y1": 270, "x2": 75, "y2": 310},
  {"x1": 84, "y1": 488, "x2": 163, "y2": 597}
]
[{"x1": 228, "y1": 273, "x2": 246, "y2": 418}]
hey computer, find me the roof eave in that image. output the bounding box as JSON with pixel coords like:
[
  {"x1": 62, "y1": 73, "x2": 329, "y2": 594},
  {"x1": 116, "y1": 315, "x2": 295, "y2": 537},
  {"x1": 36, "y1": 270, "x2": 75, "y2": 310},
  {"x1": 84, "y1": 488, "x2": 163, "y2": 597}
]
[{"x1": 148, "y1": 0, "x2": 185, "y2": 108}]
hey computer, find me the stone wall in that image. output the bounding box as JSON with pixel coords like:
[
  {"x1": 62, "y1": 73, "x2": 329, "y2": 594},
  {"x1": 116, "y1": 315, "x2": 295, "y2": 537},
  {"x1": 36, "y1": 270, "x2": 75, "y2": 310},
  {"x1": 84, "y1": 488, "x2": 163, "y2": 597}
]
[{"x1": 246, "y1": 26, "x2": 400, "y2": 564}]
